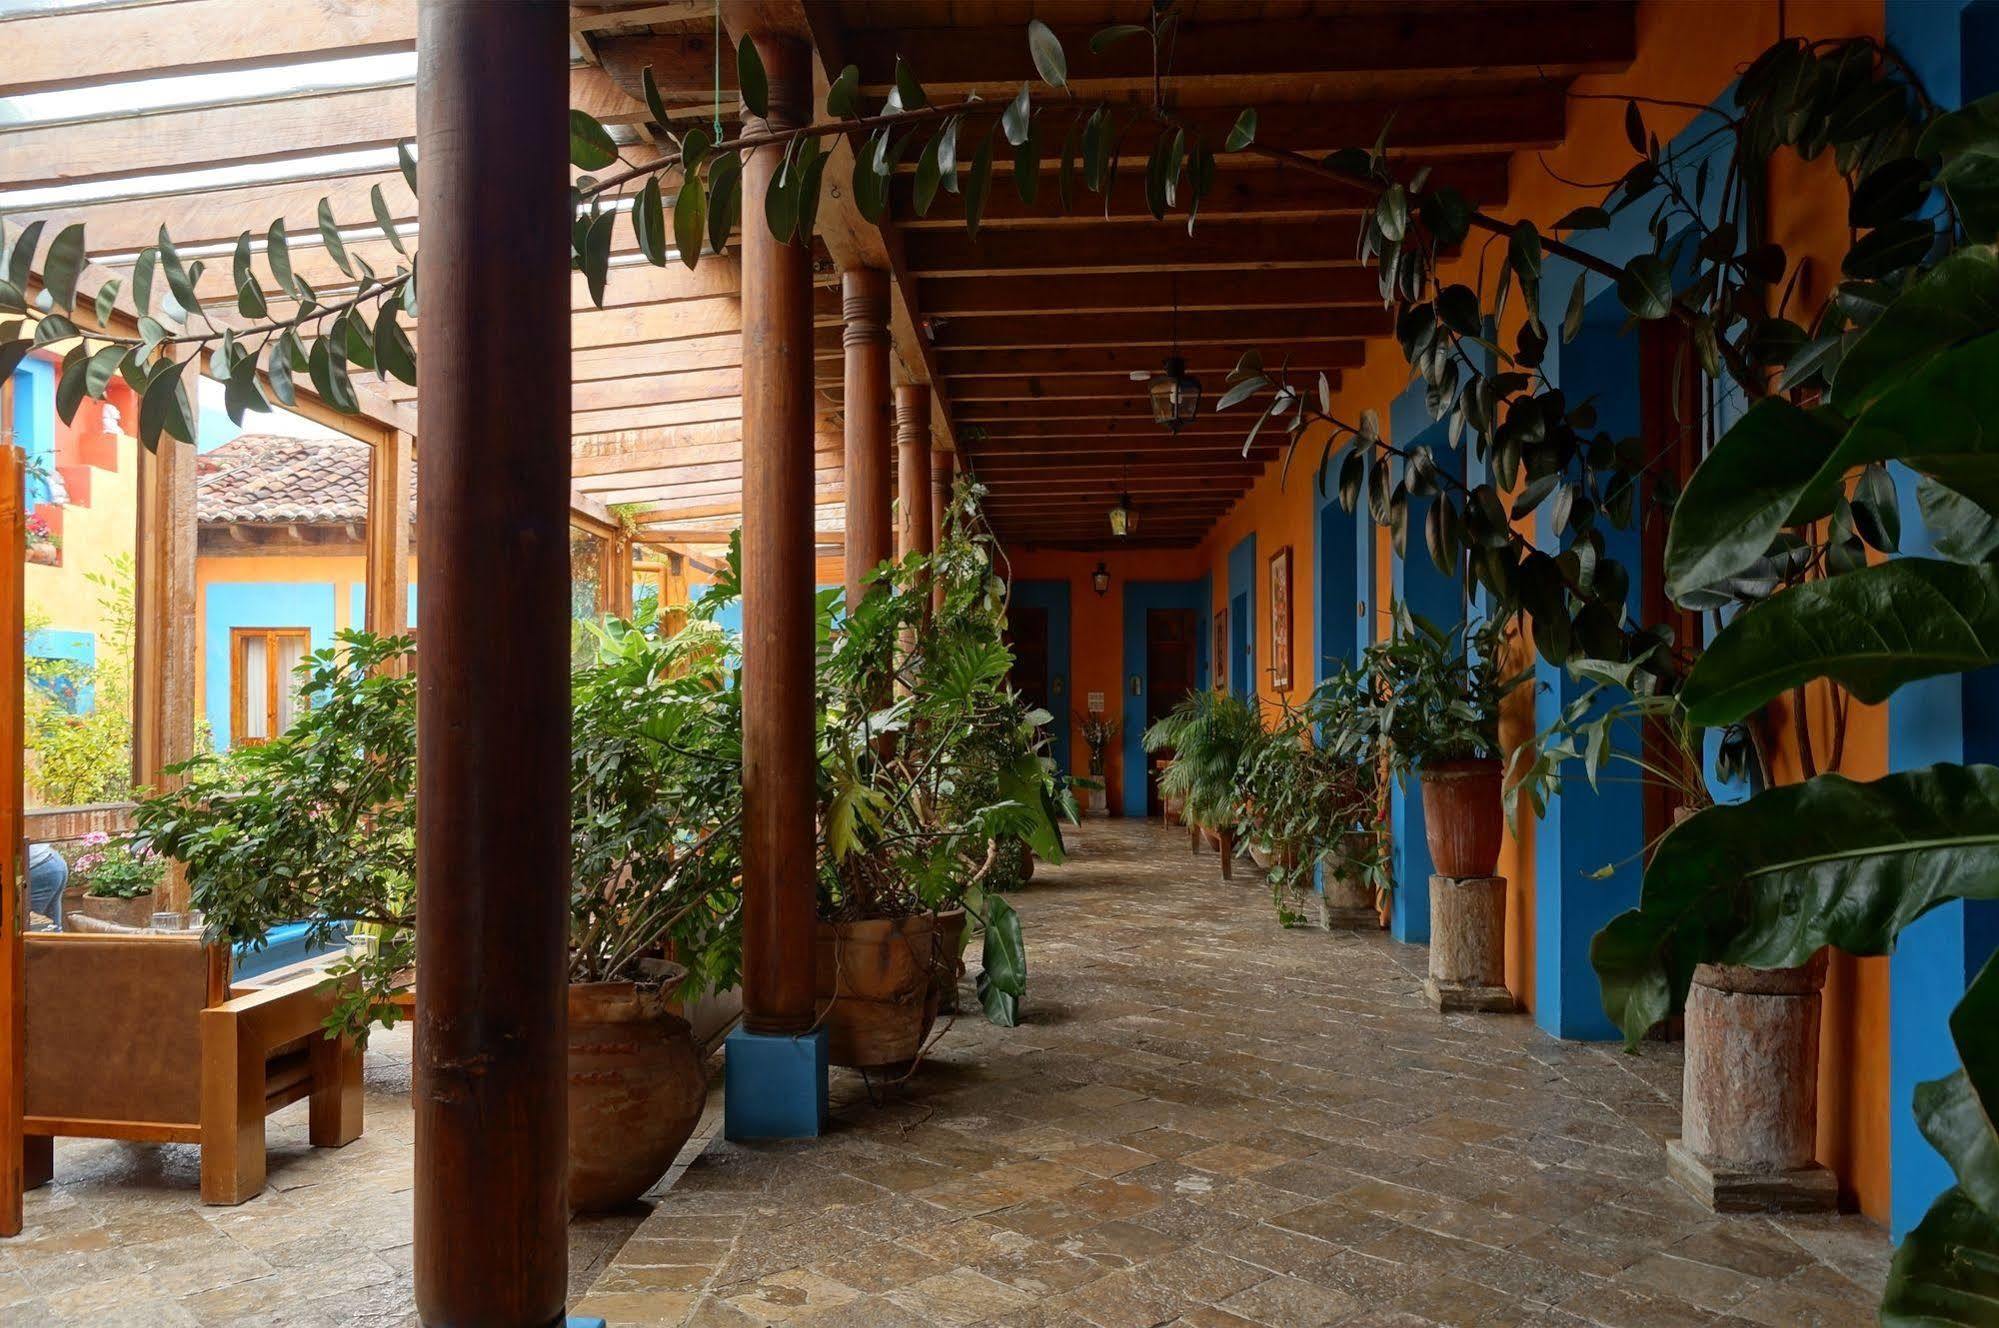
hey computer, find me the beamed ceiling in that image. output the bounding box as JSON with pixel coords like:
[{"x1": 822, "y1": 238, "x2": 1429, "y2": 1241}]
[{"x1": 0, "y1": 0, "x2": 1637, "y2": 551}]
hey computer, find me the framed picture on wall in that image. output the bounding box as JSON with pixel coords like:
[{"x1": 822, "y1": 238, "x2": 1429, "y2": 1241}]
[
  {"x1": 1213, "y1": 608, "x2": 1228, "y2": 693},
  {"x1": 1269, "y1": 546, "x2": 1293, "y2": 692}
]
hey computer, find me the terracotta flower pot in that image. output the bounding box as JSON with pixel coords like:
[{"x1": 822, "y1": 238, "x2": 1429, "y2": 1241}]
[
  {"x1": 1321, "y1": 833, "x2": 1380, "y2": 924},
  {"x1": 932, "y1": 908, "x2": 969, "y2": 1014},
  {"x1": 815, "y1": 913, "x2": 944, "y2": 1070},
  {"x1": 1418, "y1": 758, "x2": 1504, "y2": 878},
  {"x1": 567, "y1": 979, "x2": 707, "y2": 1213},
  {"x1": 71, "y1": 889, "x2": 157, "y2": 930}
]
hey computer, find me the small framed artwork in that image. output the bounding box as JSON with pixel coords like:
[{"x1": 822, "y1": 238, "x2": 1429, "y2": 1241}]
[
  {"x1": 1213, "y1": 608, "x2": 1228, "y2": 693},
  {"x1": 1268, "y1": 546, "x2": 1293, "y2": 692}
]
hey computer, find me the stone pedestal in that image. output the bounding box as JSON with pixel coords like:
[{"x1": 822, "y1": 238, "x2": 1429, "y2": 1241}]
[
  {"x1": 1422, "y1": 874, "x2": 1513, "y2": 1013},
  {"x1": 1667, "y1": 957, "x2": 1838, "y2": 1213}
]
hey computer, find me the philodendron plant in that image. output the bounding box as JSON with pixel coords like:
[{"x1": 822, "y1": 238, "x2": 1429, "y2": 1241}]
[
  {"x1": 1366, "y1": 608, "x2": 1526, "y2": 779},
  {"x1": 1586, "y1": 92, "x2": 1999, "y2": 1325}
]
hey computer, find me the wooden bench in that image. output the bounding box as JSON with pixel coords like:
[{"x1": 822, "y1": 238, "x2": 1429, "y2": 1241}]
[{"x1": 21, "y1": 931, "x2": 363, "y2": 1205}]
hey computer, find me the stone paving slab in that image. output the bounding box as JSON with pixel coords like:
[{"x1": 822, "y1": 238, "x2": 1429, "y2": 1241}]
[{"x1": 579, "y1": 819, "x2": 1889, "y2": 1328}]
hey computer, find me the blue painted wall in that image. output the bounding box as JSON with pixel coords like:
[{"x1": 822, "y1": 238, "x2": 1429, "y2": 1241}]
[
  {"x1": 1313, "y1": 479, "x2": 1368, "y2": 684},
  {"x1": 1885, "y1": 0, "x2": 1999, "y2": 1240},
  {"x1": 1011, "y1": 579, "x2": 1073, "y2": 776},
  {"x1": 1528, "y1": 283, "x2": 1647, "y2": 1040},
  {"x1": 202, "y1": 582, "x2": 339, "y2": 750},
  {"x1": 12, "y1": 358, "x2": 56, "y2": 508},
  {"x1": 1226, "y1": 534, "x2": 1257, "y2": 698},
  {"x1": 1120, "y1": 578, "x2": 1211, "y2": 819}
]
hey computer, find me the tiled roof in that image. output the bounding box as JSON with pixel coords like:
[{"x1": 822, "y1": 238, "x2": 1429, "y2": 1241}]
[{"x1": 197, "y1": 434, "x2": 375, "y2": 524}]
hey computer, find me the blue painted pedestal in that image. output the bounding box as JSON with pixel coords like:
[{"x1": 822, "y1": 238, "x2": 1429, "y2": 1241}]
[{"x1": 723, "y1": 1027, "x2": 829, "y2": 1140}]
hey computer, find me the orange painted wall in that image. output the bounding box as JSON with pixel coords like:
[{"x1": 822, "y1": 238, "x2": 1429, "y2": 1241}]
[{"x1": 1002, "y1": 0, "x2": 1894, "y2": 1219}]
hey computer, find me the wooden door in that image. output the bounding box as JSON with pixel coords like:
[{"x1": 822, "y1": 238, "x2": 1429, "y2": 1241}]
[
  {"x1": 1145, "y1": 608, "x2": 1198, "y2": 817},
  {"x1": 1005, "y1": 605, "x2": 1051, "y2": 719}
]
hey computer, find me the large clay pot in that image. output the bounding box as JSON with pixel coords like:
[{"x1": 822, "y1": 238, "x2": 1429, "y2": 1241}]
[
  {"x1": 815, "y1": 913, "x2": 944, "y2": 1069},
  {"x1": 567, "y1": 980, "x2": 707, "y2": 1213},
  {"x1": 1418, "y1": 758, "x2": 1504, "y2": 878},
  {"x1": 933, "y1": 909, "x2": 969, "y2": 1014},
  {"x1": 68, "y1": 889, "x2": 157, "y2": 930},
  {"x1": 1321, "y1": 833, "x2": 1381, "y2": 927}
]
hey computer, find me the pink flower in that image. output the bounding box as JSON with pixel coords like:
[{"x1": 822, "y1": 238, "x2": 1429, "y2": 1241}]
[{"x1": 80, "y1": 831, "x2": 110, "y2": 846}]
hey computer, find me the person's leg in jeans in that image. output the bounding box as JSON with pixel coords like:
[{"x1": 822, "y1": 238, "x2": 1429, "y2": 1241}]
[{"x1": 26, "y1": 843, "x2": 66, "y2": 929}]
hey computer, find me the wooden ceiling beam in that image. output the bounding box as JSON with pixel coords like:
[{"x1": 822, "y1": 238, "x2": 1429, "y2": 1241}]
[
  {"x1": 842, "y1": 6, "x2": 1635, "y2": 93},
  {"x1": 921, "y1": 269, "x2": 1381, "y2": 318},
  {"x1": 635, "y1": 492, "x2": 845, "y2": 524},
  {"x1": 939, "y1": 344, "x2": 1364, "y2": 379},
  {"x1": 896, "y1": 157, "x2": 1510, "y2": 230},
  {"x1": 903, "y1": 218, "x2": 1366, "y2": 277},
  {"x1": 931, "y1": 309, "x2": 1386, "y2": 352}
]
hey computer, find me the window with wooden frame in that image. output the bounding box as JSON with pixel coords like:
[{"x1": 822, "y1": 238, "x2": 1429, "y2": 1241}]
[{"x1": 230, "y1": 628, "x2": 311, "y2": 746}]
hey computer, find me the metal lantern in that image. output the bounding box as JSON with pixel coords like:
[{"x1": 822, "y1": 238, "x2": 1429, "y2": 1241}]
[
  {"x1": 1147, "y1": 355, "x2": 1202, "y2": 432},
  {"x1": 1091, "y1": 561, "x2": 1111, "y2": 595},
  {"x1": 1108, "y1": 492, "x2": 1136, "y2": 538}
]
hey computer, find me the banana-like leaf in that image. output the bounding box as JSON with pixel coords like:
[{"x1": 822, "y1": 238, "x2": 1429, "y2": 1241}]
[
  {"x1": 977, "y1": 893, "x2": 1026, "y2": 1026},
  {"x1": 1590, "y1": 764, "x2": 1999, "y2": 1046},
  {"x1": 1917, "y1": 1068, "x2": 1999, "y2": 1217},
  {"x1": 1882, "y1": 1186, "x2": 1999, "y2": 1327},
  {"x1": 1680, "y1": 559, "x2": 1999, "y2": 727}
]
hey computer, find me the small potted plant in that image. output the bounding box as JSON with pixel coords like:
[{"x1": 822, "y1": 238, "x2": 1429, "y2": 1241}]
[
  {"x1": 1142, "y1": 691, "x2": 1263, "y2": 880},
  {"x1": 1367, "y1": 608, "x2": 1529, "y2": 879},
  {"x1": 25, "y1": 512, "x2": 60, "y2": 567},
  {"x1": 67, "y1": 831, "x2": 165, "y2": 929},
  {"x1": 1073, "y1": 713, "x2": 1119, "y2": 817}
]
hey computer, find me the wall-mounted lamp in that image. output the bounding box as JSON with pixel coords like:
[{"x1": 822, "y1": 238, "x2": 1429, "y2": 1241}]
[{"x1": 1091, "y1": 561, "x2": 1111, "y2": 596}]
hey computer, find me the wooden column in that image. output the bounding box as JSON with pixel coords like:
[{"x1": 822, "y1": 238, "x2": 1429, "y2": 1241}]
[
  {"x1": 365, "y1": 428, "x2": 413, "y2": 657},
  {"x1": 895, "y1": 384, "x2": 932, "y2": 563},
  {"x1": 134, "y1": 410, "x2": 198, "y2": 914},
  {"x1": 0, "y1": 415, "x2": 24, "y2": 1239},
  {"x1": 737, "y1": 26, "x2": 817, "y2": 1039},
  {"x1": 413, "y1": 4, "x2": 571, "y2": 1324},
  {"x1": 929, "y1": 446, "x2": 953, "y2": 610},
  {"x1": 841, "y1": 268, "x2": 892, "y2": 610}
]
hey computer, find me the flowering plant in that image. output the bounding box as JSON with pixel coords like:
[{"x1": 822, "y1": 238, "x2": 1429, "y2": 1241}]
[{"x1": 74, "y1": 832, "x2": 165, "y2": 900}]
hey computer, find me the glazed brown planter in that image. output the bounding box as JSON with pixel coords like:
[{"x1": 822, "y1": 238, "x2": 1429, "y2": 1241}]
[
  {"x1": 1418, "y1": 758, "x2": 1504, "y2": 878},
  {"x1": 567, "y1": 980, "x2": 707, "y2": 1213},
  {"x1": 815, "y1": 913, "x2": 944, "y2": 1070}
]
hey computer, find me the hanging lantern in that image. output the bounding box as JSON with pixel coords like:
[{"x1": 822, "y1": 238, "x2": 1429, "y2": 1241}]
[
  {"x1": 1108, "y1": 492, "x2": 1136, "y2": 538},
  {"x1": 1091, "y1": 561, "x2": 1112, "y2": 595},
  {"x1": 1147, "y1": 355, "x2": 1202, "y2": 433}
]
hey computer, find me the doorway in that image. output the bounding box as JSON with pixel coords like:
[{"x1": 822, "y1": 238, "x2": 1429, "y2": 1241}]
[
  {"x1": 1005, "y1": 605, "x2": 1051, "y2": 718},
  {"x1": 1143, "y1": 607, "x2": 1198, "y2": 817}
]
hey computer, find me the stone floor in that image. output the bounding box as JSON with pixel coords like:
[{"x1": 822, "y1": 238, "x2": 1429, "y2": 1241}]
[
  {"x1": 576, "y1": 819, "x2": 1889, "y2": 1328},
  {"x1": 3, "y1": 818, "x2": 1890, "y2": 1326}
]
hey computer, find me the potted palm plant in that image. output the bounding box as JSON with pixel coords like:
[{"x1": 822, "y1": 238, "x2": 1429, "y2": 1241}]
[
  {"x1": 1142, "y1": 690, "x2": 1264, "y2": 880},
  {"x1": 140, "y1": 604, "x2": 747, "y2": 1213},
  {"x1": 1367, "y1": 608, "x2": 1527, "y2": 879}
]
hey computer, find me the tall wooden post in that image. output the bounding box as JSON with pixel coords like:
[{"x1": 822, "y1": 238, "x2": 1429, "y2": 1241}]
[
  {"x1": 841, "y1": 268, "x2": 892, "y2": 610},
  {"x1": 929, "y1": 445, "x2": 953, "y2": 609},
  {"x1": 413, "y1": 4, "x2": 571, "y2": 1324},
  {"x1": 895, "y1": 384, "x2": 933, "y2": 564},
  {"x1": 134, "y1": 410, "x2": 198, "y2": 913},
  {"x1": 365, "y1": 428, "x2": 413, "y2": 667},
  {"x1": 737, "y1": 27, "x2": 817, "y2": 1041},
  {"x1": 0, "y1": 417, "x2": 24, "y2": 1239}
]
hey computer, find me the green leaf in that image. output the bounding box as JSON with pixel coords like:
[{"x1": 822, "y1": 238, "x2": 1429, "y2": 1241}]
[
  {"x1": 569, "y1": 108, "x2": 619, "y2": 170},
  {"x1": 819, "y1": 62, "x2": 858, "y2": 120},
  {"x1": 580, "y1": 208, "x2": 614, "y2": 306},
  {"x1": 672, "y1": 172, "x2": 706, "y2": 269},
  {"x1": 156, "y1": 227, "x2": 201, "y2": 319},
  {"x1": 1664, "y1": 396, "x2": 1846, "y2": 598},
  {"x1": 1508, "y1": 221, "x2": 1542, "y2": 283},
  {"x1": 979, "y1": 892, "x2": 1027, "y2": 1003},
  {"x1": 266, "y1": 334, "x2": 298, "y2": 407},
  {"x1": 1554, "y1": 205, "x2": 1612, "y2": 231},
  {"x1": 82, "y1": 342, "x2": 124, "y2": 399},
  {"x1": 5, "y1": 220, "x2": 44, "y2": 295},
  {"x1": 1922, "y1": 477, "x2": 1999, "y2": 564},
  {"x1": 914, "y1": 131, "x2": 946, "y2": 216},
  {"x1": 853, "y1": 130, "x2": 897, "y2": 220},
  {"x1": 1027, "y1": 19, "x2": 1066, "y2": 89},
  {"x1": 633, "y1": 176, "x2": 667, "y2": 266},
  {"x1": 735, "y1": 34, "x2": 763, "y2": 118},
  {"x1": 1882, "y1": 1186, "x2": 1999, "y2": 1326},
  {"x1": 1014, "y1": 122, "x2": 1041, "y2": 204},
  {"x1": 265, "y1": 221, "x2": 296, "y2": 298},
  {"x1": 1920, "y1": 92, "x2": 1999, "y2": 242},
  {"x1": 1680, "y1": 558, "x2": 1999, "y2": 726},
  {"x1": 137, "y1": 357, "x2": 194, "y2": 450},
  {"x1": 1002, "y1": 83, "x2": 1032, "y2": 147},
  {"x1": 1834, "y1": 247, "x2": 1999, "y2": 415},
  {"x1": 223, "y1": 355, "x2": 268, "y2": 425},
  {"x1": 964, "y1": 132, "x2": 995, "y2": 239},
  {"x1": 642, "y1": 65, "x2": 671, "y2": 129},
  {"x1": 316, "y1": 198, "x2": 352, "y2": 277},
  {"x1": 706, "y1": 153, "x2": 742, "y2": 257},
  {"x1": 1375, "y1": 183, "x2": 1408, "y2": 243},
  {"x1": 370, "y1": 183, "x2": 408, "y2": 255},
  {"x1": 1616, "y1": 253, "x2": 1673, "y2": 320},
  {"x1": 1420, "y1": 186, "x2": 1471, "y2": 247},
  {"x1": 308, "y1": 330, "x2": 359, "y2": 414},
  {"x1": 1915, "y1": 1066, "x2": 1999, "y2": 1218},
  {"x1": 397, "y1": 140, "x2": 418, "y2": 195},
  {"x1": 374, "y1": 304, "x2": 416, "y2": 387},
  {"x1": 90, "y1": 278, "x2": 120, "y2": 327},
  {"x1": 0, "y1": 338, "x2": 31, "y2": 385},
  {"x1": 891, "y1": 57, "x2": 925, "y2": 113},
  {"x1": 1225, "y1": 108, "x2": 1257, "y2": 152},
  {"x1": 54, "y1": 346, "x2": 88, "y2": 425},
  {"x1": 1592, "y1": 763, "x2": 1999, "y2": 1046},
  {"x1": 41, "y1": 223, "x2": 85, "y2": 314},
  {"x1": 32, "y1": 313, "x2": 78, "y2": 348}
]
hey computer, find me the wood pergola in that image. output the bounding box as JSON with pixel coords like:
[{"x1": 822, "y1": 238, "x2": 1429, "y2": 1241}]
[{"x1": 0, "y1": 1, "x2": 1637, "y2": 1322}]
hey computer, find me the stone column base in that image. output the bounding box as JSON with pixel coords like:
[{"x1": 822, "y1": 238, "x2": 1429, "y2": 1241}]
[
  {"x1": 1423, "y1": 977, "x2": 1516, "y2": 1013},
  {"x1": 1665, "y1": 1138, "x2": 1839, "y2": 1213}
]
